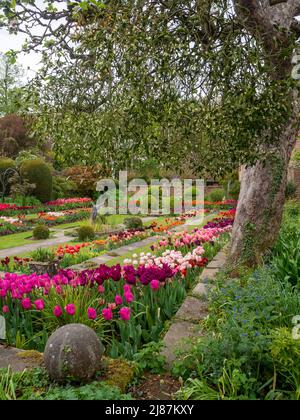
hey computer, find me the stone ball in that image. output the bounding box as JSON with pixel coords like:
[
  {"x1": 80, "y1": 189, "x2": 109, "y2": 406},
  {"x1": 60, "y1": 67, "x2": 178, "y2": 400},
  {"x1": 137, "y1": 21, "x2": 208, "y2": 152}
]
[{"x1": 44, "y1": 323, "x2": 104, "y2": 382}]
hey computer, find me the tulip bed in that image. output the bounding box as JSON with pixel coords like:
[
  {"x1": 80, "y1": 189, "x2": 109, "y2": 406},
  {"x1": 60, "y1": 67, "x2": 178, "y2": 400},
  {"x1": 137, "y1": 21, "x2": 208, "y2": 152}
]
[
  {"x1": 0, "y1": 220, "x2": 181, "y2": 273},
  {"x1": 0, "y1": 218, "x2": 232, "y2": 359}
]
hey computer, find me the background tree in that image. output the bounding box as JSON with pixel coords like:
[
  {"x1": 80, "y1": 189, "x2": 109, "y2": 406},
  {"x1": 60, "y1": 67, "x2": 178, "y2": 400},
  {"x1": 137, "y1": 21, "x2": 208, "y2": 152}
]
[
  {"x1": 0, "y1": 53, "x2": 24, "y2": 116},
  {"x1": 1, "y1": 0, "x2": 300, "y2": 265},
  {"x1": 0, "y1": 113, "x2": 36, "y2": 157}
]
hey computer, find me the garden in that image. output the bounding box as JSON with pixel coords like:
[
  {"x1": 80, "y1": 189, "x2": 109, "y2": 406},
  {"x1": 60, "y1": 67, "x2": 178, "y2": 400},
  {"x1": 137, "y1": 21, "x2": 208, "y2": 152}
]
[{"x1": 1, "y1": 0, "x2": 300, "y2": 403}]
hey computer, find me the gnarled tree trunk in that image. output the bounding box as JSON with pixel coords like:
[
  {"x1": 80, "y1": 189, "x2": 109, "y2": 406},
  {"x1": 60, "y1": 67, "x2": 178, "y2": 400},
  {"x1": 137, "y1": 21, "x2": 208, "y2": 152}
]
[
  {"x1": 229, "y1": 0, "x2": 300, "y2": 265},
  {"x1": 229, "y1": 99, "x2": 300, "y2": 265}
]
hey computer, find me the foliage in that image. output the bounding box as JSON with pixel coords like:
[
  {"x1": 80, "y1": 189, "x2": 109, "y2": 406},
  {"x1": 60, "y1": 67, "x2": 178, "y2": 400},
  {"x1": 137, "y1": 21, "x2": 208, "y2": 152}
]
[
  {"x1": 33, "y1": 381, "x2": 132, "y2": 401},
  {"x1": 0, "y1": 367, "x2": 26, "y2": 400},
  {"x1": 291, "y1": 150, "x2": 300, "y2": 162},
  {"x1": 124, "y1": 217, "x2": 143, "y2": 230},
  {"x1": 0, "y1": 114, "x2": 34, "y2": 158},
  {"x1": 269, "y1": 216, "x2": 300, "y2": 289},
  {"x1": 8, "y1": 172, "x2": 36, "y2": 204},
  {"x1": 20, "y1": 159, "x2": 53, "y2": 202},
  {"x1": 133, "y1": 341, "x2": 166, "y2": 374},
  {"x1": 77, "y1": 224, "x2": 96, "y2": 241},
  {"x1": 52, "y1": 176, "x2": 77, "y2": 199},
  {"x1": 63, "y1": 165, "x2": 110, "y2": 197},
  {"x1": 285, "y1": 181, "x2": 297, "y2": 200},
  {"x1": 15, "y1": 150, "x2": 39, "y2": 167},
  {"x1": 0, "y1": 157, "x2": 15, "y2": 174},
  {"x1": 33, "y1": 224, "x2": 50, "y2": 240},
  {"x1": 31, "y1": 248, "x2": 56, "y2": 262},
  {"x1": 206, "y1": 189, "x2": 225, "y2": 203},
  {"x1": 0, "y1": 367, "x2": 132, "y2": 400},
  {"x1": 0, "y1": 157, "x2": 15, "y2": 195},
  {"x1": 0, "y1": 53, "x2": 24, "y2": 117},
  {"x1": 0, "y1": 1, "x2": 295, "y2": 176}
]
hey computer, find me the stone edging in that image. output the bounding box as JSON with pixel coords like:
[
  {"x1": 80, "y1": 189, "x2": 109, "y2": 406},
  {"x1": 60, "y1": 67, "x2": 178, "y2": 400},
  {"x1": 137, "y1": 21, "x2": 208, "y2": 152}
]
[{"x1": 161, "y1": 248, "x2": 227, "y2": 367}]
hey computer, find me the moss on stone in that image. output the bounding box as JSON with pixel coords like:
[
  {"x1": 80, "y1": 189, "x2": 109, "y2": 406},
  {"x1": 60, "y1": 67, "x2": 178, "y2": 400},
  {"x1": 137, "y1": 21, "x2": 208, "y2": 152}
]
[
  {"x1": 17, "y1": 350, "x2": 44, "y2": 365},
  {"x1": 101, "y1": 357, "x2": 135, "y2": 393}
]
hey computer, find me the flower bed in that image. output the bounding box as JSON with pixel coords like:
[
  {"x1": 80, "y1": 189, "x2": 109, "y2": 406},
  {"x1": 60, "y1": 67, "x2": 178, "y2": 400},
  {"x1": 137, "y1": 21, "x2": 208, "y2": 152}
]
[
  {"x1": 45, "y1": 198, "x2": 92, "y2": 206},
  {"x1": 0, "y1": 198, "x2": 93, "y2": 218},
  {"x1": 0, "y1": 224, "x2": 231, "y2": 358}
]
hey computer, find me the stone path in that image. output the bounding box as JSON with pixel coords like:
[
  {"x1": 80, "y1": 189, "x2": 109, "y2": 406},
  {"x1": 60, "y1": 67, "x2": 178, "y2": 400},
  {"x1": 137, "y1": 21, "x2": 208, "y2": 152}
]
[
  {"x1": 68, "y1": 235, "x2": 161, "y2": 270},
  {"x1": 0, "y1": 230, "x2": 74, "y2": 259},
  {"x1": 161, "y1": 248, "x2": 227, "y2": 367}
]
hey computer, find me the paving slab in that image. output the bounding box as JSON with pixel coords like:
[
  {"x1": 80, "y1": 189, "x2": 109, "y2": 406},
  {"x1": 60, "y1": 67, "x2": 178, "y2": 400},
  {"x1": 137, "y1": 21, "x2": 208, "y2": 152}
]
[
  {"x1": 162, "y1": 322, "x2": 204, "y2": 366},
  {"x1": 0, "y1": 345, "x2": 43, "y2": 372},
  {"x1": 200, "y1": 267, "x2": 219, "y2": 282},
  {"x1": 174, "y1": 297, "x2": 208, "y2": 322},
  {"x1": 191, "y1": 282, "x2": 208, "y2": 298}
]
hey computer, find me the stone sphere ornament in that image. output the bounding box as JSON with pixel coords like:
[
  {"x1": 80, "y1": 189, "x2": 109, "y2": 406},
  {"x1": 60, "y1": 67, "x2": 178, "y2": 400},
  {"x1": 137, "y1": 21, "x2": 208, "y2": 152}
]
[{"x1": 44, "y1": 324, "x2": 104, "y2": 382}]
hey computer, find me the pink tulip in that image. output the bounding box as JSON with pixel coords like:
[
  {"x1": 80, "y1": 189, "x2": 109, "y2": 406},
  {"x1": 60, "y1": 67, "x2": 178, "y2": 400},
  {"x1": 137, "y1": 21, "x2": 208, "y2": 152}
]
[
  {"x1": 21, "y1": 298, "x2": 31, "y2": 310},
  {"x1": 115, "y1": 295, "x2": 123, "y2": 305},
  {"x1": 65, "y1": 304, "x2": 76, "y2": 316},
  {"x1": 124, "y1": 292, "x2": 134, "y2": 303},
  {"x1": 98, "y1": 285, "x2": 105, "y2": 293},
  {"x1": 87, "y1": 307, "x2": 97, "y2": 320},
  {"x1": 102, "y1": 307, "x2": 113, "y2": 321},
  {"x1": 34, "y1": 299, "x2": 45, "y2": 311},
  {"x1": 150, "y1": 279, "x2": 160, "y2": 290},
  {"x1": 2, "y1": 305, "x2": 9, "y2": 314},
  {"x1": 119, "y1": 307, "x2": 131, "y2": 321},
  {"x1": 53, "y1": 305, "x2": 63, "y2": 317}
]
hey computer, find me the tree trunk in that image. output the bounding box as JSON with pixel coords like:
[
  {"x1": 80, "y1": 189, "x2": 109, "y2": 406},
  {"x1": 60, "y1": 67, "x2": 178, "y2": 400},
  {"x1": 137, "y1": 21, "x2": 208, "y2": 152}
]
[{"x1": 229, "y1": 96, "x2": 300, "y2": 266}]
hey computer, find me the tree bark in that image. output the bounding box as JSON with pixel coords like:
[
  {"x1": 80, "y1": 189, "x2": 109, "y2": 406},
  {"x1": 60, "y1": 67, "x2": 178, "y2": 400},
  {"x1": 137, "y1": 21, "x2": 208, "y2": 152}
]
[
  {"x1": 229, "y1": 95, "x2": 300, "y2": 265},
  {"x1": 228, "y1": 0, "x2": 300, "y2": 265}
]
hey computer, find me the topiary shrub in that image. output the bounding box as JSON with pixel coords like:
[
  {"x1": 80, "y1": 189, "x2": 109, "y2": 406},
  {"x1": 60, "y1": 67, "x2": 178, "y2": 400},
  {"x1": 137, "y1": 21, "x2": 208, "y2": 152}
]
[
  {"x1": 206, "y1": 188, "x2": 225, "y2": 202},
  {"x1": 20, "y1": 159, "x2": 53, "y2": 202},
  {"x1": 0, "y1": 157, "x2": 15, "y2": 174},
  {"x1": 124, "y1": 217, "x2": 143, "y2": 230},
  {"x1": 77, "y1": 225, "x2": 96, "y2": 241},
  {"x1": 33, "y1": 224, "x2": 50, "y2": 240},
  {"x1": 52, "y1": 176, "x2": 77, "y2": 199}
]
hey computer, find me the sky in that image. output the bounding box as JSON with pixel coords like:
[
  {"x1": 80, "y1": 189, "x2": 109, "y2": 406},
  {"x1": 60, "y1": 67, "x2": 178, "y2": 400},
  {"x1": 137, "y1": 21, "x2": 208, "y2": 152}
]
[
  {"x1": 0, "y1": 28, "x2": 41, "y2": 80},
  {"x1": 0, "y1": 0, "x2": 61, "y2": 81}
]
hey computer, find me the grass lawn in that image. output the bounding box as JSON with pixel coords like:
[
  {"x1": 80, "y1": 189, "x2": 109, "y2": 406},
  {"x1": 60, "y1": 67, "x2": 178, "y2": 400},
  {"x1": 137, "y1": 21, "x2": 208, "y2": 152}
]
[{"x1": 0, "y1": 231, "x2": 56, "y2": 251}]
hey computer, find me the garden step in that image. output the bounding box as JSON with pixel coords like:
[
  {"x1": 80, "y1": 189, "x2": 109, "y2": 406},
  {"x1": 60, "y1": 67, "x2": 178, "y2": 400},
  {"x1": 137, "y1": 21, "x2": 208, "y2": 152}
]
[
  {"x1": 161, "y1": 247, "x2": 227, "y2": 368},
  {"x1": 191, "y1": 282, "x2": 208, "y2": 299},
  {"x1": 206, "y1": 251, "x2": 227, "y2": 269},
  {"x1": 162, "y1": 322, "x2": 204, "y2": 367},
  {"x1": 174, "y1": 297, "x2": 208, "y2": 323},
  {"x1": 200, "y1": 267, "x2": 219, "y2": 282}
]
